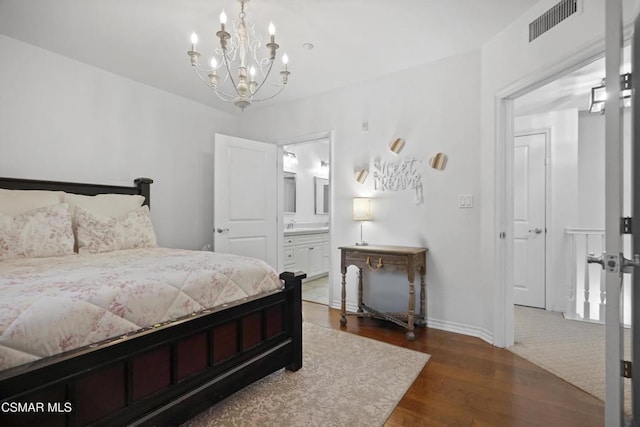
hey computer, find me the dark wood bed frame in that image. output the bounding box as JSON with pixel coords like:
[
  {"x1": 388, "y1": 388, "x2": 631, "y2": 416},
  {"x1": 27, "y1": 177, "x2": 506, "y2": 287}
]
[{"x1": 0, "y1": 177, "x2": 304, "y2": 426}]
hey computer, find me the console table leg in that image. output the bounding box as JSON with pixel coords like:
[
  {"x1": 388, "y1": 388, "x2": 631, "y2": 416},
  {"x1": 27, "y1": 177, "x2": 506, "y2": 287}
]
[
  {"x1": 340, "y1": 271, "x2": 347, "y2": 326},
  {"x1": 407, "y1": 280, "x2": 415, "y2": 340},
  {"x1": 357, "y1": 268, "x2": 364, "y2": 313},
  {"x1": 416, "y1": 272, "x2": 427, "y2": 327}
]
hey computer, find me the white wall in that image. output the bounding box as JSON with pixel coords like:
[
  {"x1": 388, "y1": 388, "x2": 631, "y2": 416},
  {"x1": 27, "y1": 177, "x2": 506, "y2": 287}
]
[
  {"x1": 515, "y1": 109, "x2": 579, "y2": 312},
  {"x1": 481, "y1": 0, "x2": 639, "y2": 346},
  {"x1": 578, "y1": 111, "x2": 606, "y2": 228},
  {"x1": 0, "y1": 35, "x2": 239, "y2": 250},
  {"x1": 238, "y1": 51, "x2": 489, "y2": 341}
]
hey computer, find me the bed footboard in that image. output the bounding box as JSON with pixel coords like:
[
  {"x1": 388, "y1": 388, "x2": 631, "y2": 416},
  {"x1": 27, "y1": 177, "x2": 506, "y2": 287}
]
[{"x1": 0, "y1": 272, "x2": 305, "y2": 427}]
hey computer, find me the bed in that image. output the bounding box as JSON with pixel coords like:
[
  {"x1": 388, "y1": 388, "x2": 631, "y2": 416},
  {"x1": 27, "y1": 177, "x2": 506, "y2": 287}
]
[{"x1": 0, "y1": 176, "x2": 304, "y2": 426}]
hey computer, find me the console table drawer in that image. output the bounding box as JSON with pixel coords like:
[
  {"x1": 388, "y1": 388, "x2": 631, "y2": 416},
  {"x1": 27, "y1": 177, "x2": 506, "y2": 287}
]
[{"x1": 345, "y1": 252, "x2": 408, "y2": 268}]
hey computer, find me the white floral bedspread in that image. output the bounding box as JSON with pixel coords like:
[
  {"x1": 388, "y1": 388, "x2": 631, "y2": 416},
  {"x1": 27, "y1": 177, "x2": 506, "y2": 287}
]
[{"x1": 0, "y1": 248, "x2": 282, "y2": 370}]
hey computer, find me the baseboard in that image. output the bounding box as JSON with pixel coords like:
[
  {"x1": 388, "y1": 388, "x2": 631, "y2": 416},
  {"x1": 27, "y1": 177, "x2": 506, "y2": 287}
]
[
  {"x1": 330, "y1": 300, "x2": 494, "y2": 345},
  {"x1": 426, "y1": 318, "x2": 493, "y2": 345}
]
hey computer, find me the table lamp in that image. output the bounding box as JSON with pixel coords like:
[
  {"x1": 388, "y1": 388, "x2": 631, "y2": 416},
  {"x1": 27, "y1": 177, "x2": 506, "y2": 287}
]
[{"x1": 353, "y1": 197, "x2": 372, "y2": 246}]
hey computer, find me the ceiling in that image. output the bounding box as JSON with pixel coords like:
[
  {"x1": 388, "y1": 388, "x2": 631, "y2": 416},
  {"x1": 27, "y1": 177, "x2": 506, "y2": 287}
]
[
  {"x1": 0, "y1": 0, "x2": 534, "y2": 114},
  {"x1": 515, "y1": 45, "x2": 632, "y2": 116}
]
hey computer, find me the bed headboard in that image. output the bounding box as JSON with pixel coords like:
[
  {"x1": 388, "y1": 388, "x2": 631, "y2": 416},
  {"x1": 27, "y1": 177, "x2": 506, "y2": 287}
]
[{"x1": 0, "y1": 177, "x2": 154, "y2": 207}]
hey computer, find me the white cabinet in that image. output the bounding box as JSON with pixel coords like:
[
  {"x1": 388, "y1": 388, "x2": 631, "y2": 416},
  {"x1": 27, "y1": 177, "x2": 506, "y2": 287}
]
[
  {"x1": 307, "y1": 245, "x2": 323, "y2": 277},
  {"x1": 283, "y1": 231, "x2": 329, "y2": 280}
]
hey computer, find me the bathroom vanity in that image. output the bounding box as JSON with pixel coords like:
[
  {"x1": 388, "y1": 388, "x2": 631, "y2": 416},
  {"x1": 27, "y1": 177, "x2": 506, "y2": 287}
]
[{"x1": 284, "y1": 227, "x2": 329, "y2": 280}]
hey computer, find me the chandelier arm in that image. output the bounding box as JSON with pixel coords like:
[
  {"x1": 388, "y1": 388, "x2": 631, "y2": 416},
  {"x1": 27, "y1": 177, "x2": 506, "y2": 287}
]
[
  {"x1": 192, "y1": 68, "x2": 239, "y2": 101},
  {"x1": 221, "y1": 49, "x2": 242, "y2": 98}
]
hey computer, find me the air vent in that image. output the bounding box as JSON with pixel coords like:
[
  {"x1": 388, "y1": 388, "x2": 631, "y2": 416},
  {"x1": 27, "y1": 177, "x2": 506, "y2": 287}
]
[{"x1": 529, "y1": 0, "x2": 580, "y2": 42}]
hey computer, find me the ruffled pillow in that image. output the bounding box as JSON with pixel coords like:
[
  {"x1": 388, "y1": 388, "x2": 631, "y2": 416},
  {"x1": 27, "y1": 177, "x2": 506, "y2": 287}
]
[
  {"x1": 0, "y1": 203, "x2": 75, "y2": 261},
  {"x1": 76, "y1": 205, "x2": 157, "y2": 254}
]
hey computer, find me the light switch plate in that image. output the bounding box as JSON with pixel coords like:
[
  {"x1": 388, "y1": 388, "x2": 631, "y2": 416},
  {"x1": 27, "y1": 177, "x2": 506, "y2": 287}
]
[{"x1": 458, "y1": 194, "x2": 473, "y2": 208}]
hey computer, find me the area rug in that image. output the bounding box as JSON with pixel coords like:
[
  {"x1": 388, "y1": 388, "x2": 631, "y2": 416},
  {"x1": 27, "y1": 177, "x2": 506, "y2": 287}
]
[
  {"x1": 510, "y1": 306, "x2": 631, "y2": 412},
  {"x1": 183, "y1": 322, "x2": 430, "y2": 427}
]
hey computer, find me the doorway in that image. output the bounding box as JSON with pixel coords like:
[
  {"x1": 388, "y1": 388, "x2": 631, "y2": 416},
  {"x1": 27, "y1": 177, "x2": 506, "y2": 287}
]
[
  {"x1": 510, "y1": 47, "x2": 632, "y2": 321},
  {"x1": 280, "y1": 134, "x2": 332, "y2": 305}
]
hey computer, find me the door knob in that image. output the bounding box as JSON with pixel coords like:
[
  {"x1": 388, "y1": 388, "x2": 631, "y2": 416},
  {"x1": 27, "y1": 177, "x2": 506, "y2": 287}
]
[
  {"x1": 528, "y1": 228, "x2": 543, "y2": 234},
  {"x1": 587, "y1": 251, "x2": 604, "y2": 268},
  {"x1": 216, "y1": 227, "x2": 230, "y2": 234}
]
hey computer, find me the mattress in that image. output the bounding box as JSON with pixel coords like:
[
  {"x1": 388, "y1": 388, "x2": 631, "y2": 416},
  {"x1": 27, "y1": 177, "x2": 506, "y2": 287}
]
[{"x1": 0, "y1": 248, "x2": 282, "y2": 370}]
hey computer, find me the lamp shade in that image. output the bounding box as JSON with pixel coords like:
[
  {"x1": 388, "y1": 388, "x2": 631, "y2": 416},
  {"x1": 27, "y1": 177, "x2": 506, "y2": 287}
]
[{"x1": 353, "y1": 197, "x2": 372, "y2": 221}]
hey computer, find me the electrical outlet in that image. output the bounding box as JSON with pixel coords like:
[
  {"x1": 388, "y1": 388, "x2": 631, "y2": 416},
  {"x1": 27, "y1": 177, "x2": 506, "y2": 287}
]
[{"x1": 458, "y1": 194, "x2": 473, "y2": 208}]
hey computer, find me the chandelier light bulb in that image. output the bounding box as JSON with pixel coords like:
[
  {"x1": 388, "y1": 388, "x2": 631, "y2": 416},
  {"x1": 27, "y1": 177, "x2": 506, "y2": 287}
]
[
  {"x1": 190, "y1": 32, "x2": 198, "y2": 45},
  {"x1": 282, "y1": 53, "x2": 289, "y2": 65},
  {"x1": 269, "y1": 22, "x2": 276, "y2": 35},
  {"x1": 249, "y1": 66, "x2": 256, "y2": 78},
  {"x1": 210, "y1": 57, "x2": 217, "y2": 69},
  {"x1": 220, "y1": 10, "x2": 227, "y2": 25}
]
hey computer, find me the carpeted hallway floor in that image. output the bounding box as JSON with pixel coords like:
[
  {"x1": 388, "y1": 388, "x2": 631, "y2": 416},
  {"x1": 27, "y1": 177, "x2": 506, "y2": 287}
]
[{"x1": 510, "y1": 305, "x2": 631, "y2": 412}]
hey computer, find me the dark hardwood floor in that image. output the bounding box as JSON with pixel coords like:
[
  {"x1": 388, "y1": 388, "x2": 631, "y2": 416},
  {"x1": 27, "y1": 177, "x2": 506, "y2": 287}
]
[{"x1": 302, "y1": 301, "x2": 604, "y2": 427}]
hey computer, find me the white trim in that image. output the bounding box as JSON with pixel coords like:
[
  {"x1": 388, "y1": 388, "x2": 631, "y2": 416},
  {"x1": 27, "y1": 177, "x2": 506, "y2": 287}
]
[
  {"x1": 565, "y1": 228, "x2": 605, "y2": 235},
  {"x1": 277, "y1": 131, "x2": 331, "y2": 147},
  {"x1": 426, "y1": 319, "x2": 493, "y2": 345}
]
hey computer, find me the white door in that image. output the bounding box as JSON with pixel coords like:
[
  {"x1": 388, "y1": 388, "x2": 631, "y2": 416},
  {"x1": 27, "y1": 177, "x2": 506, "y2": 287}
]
[
  {"x1": 604, "y1": 1, "x2": 633, "y2": 424},
  {"x1": 513, "y1": 133, "x2": 546, "y2": 308},
  {"x1": 214, "y1": 134, "x2": 278, "y2": 269},
  {"x1": 631, "y1": 4, "x2": 640, "y2": 423}
]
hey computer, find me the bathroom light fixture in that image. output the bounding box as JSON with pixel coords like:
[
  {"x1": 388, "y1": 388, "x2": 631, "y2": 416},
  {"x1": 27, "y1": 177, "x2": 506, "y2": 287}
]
[
  {"x1": 353, "y1": 197, "x2": 373, "y2": 246},
  {"x1": 589, "y1": 73, "x2": 632, "y2": 114},
  {"x1": 187, "y1": 0, "x2": 291, "y2": 111}
]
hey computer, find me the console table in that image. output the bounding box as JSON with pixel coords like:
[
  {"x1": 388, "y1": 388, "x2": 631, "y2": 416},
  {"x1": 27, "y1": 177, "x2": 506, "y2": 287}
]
[{"x1": 339, "y1": 245, "x2": 428, "y2": 341}]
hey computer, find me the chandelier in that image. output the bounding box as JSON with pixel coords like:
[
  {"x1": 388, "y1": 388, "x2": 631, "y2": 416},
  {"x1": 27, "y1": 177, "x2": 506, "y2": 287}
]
[{"x1": 187, "y1": 0, "x2": 290, "y2": 111}]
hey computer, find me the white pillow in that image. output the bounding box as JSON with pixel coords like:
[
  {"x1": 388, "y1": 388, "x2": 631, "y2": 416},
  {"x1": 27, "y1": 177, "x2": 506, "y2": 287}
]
[
  {"x1": 0, "y1": 203, "x2": 75, "y2": 261},
  {"x1": 76, "y1": 205, "x2": 157, "y2": 254},
  {"x1": 63, "y1": 193, "x2": 145, "y2": 219},
  {"x1": 0, "y1": 189, "x2": 64, "y2": 216}
]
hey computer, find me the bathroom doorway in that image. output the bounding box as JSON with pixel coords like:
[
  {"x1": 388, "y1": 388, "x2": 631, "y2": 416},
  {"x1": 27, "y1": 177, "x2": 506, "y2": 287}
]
[{"x1": 281, "y1": 135, "x2": 332, "y2": 305}]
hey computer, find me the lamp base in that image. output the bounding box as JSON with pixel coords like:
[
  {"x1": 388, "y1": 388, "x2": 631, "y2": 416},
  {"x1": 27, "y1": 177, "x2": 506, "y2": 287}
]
[{"x1": 355, "y1": 241, "x2": 369, "y2": 246}]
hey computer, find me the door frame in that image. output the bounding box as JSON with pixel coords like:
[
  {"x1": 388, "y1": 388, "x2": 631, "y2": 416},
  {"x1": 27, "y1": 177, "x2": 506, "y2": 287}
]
[
  {"x1": 494, "y1": 21, "x2": 634, "y2": 346},
  {"x1": 514, "y1": 129, "x2": 552, "y2": 310},
  {"x1": 494, "y1": 41, "x2": 606, "y2": 347},
  {"x1": 277, "y1": 130, "x2": 335, "y2": 305}
]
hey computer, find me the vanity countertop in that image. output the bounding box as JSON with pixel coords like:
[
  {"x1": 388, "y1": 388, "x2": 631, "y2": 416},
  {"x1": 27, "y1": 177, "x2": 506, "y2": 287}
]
[{"x1": 284, "y1": 227, "x2": 329, "y2": 236}]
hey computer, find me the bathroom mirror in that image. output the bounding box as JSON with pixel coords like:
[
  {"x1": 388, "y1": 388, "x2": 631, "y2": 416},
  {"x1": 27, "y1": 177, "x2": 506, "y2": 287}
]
[
  {"x1": 284, "y1": 172, "x2": 296, "y2": 213},
  {"x1": 314, "y1": 177, "x2": 329, "y2": 214}
]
